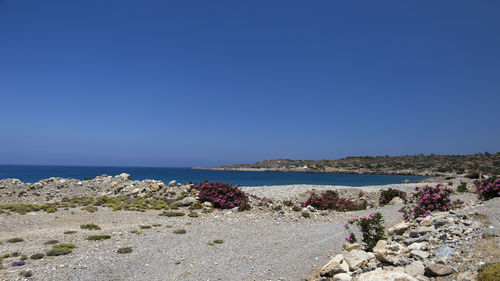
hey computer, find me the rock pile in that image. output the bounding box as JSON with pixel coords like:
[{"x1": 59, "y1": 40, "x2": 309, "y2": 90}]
[{"x1": 317, "y1": 209, "x2": 484, "y2": 281}]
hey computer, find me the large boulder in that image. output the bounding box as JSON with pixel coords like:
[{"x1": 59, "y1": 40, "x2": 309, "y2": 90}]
[
  {"x1": 320, "y1": 254, "x2": 349, "y2": 277},
  {"x1": 373, "y1": 240, "x2": 407, "y2": 265},
  {"x1": 179, "y1": 197, "x2": 197, "y2": 206},
  {"x1": 169, "y1": 180, "x2": 177, "y2": 187},
  {"x1": 343, "y1": 242, "x2": 362, "y2": 252},
  {"x1": 356, "y1": 268, "x2": 417, "y2": 281},
  {"x1": 343, "y1": 250, "x2": 373, "y2": 271}
]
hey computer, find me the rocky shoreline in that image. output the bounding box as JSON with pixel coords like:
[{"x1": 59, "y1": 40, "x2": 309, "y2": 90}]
[{"x1": 0, "y1": 174, "x2": 498, "y2": 280}]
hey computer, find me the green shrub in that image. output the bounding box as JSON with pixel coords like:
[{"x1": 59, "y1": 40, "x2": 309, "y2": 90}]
[
  {"x1": 379, "y1": 188, "x2": 407, "y2": 206},
  {"x1": 283, "y1": 200, "x2": 293, "y2": 207},
  {"x1": 63, "y1": 231, "x2": 77, "y2": 234},
  {"x1": 117, "y1": 247, "x2": 132, "y2": 254},
  {"x1": 465, "y1": 172, "x2": 479, "y2": 179},
  {"x1": 54, "y1": 243, "x2": 75, "y2": 249},
  {"x1": 80, "y1": 224, "x2": 101, "y2": 230},
  {"x1": 46, "y1": 247, "x2": 72, "y2": 256},
  {"x1": 43, "y1": 240, "x2": 59, "y2": 245},
  {"x1": 87, "y1": 235, "x2": 111, "y2": 241},
  {"x1": 477, "y1": 262, "x2": 500, "y2": 281},
  {"x1": 201, "y1": 209, "x2": 213, "y2": 213},
  {"x1": 292, "y1": 206, "x2": 301, "y2": 212},
  {"x1": 159, "y1": 211, "x2": 185, "y2": 217},
  {"x1": 344, "y1": 212, "x2": 386, "y2": 251},
  {"x1": 82, "y1": 206, "x2": 98, "y2": 213},
  {"x1": 457, "y1": 182, "x2": 467, "y2": 192},
  {"x1": 173, "y1": 229, "x2": 186, "y2": 234},
  {"x1": 213, "y1": 239, "x2": 223, "y2": 244},
  {"x1": 301, "y1": 211, "x2": 310, "y2": 218},
  {"x1": 7, "y1": 238, "x2": 23, "y2": 243},
  {"x1": 189, "y1": 202, "x2": 203, "y2": 210},
  {"x1": 152, "y1": 224, "x2": 161, "y2": 227},
  {"x1": 237, "y1": 203, "x2": 252, "y2": 212},
  {"x1": 140, "y1": 225, "x2": 151, "y2": 229},
  {"x1": 30, "y1": 253, "x2": 45, "y2": 260},
  {"x1": 188, "y1": 212, "x2": 198, "y2": 217}
]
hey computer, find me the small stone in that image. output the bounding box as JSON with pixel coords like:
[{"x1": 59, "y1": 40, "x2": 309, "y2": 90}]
[
  {"x1": 342, "y1": 242, "x2": 362, "y2": 252},
  {"x1": 424, "y1": 263, "x2": 454, "y2": 277},
  {"x1": 410, "y1": 227, "x2": 435, "y2": 238},
  {"x1": 149, "y1": 183, "x2": 160, "y2": 192},
  {"x1": 373, "y1": 240, "x2": 407, "y2": 265},
  {"x1": 169, "y1": 180, "x2": 177, "y2": 187},
  {"x1": 357, "y1": 268, "x2": 417, "y2": 281},
  {"x1": 389, "y1": 196, "x2": 404, "y2": 204},
  {"x1": 410, "y1": 250, "x2": 429, "y2": 260},
  {"x1": 180, "y1": 197, "x2": 196, "y2": 206},
  {"x1": 332, "y1": 273, "x2": 352, "y2": 281}
]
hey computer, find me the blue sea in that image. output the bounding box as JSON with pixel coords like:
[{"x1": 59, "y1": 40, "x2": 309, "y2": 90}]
[{"x1": 0, "y1": 165, "x2": 425, "y2": 187}]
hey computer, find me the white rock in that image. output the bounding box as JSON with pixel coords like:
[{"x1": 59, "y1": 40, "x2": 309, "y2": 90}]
[
  {"x1": 320, "y1": 254, "x2": 349, "y2": 277},
  {"x1": 333, "y1": 272, "x2": 352, "y2": 281},
  {"x1": 343, "y1": 249, "x2": 373, "y2": 271},
  {"x1": 405, "y1": 261, "x2": 425, "y2": 277},
  {"x1": 387, "y1": 222, "x2": 410, "y2": 235},
  {"x1": 373, "y1": 240, "x2": 407, "y2": 265},
  {"x1": 119, "y1": 173, "x2": 131, "y2": 180},
  {"x1": 169, "y1": 180, "x2": 177, "y2": 187},
  {"x1": 357, "y1": 268, "x2": 417, "y2": 281}
]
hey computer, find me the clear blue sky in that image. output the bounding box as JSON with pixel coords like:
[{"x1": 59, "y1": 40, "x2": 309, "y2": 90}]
[{"x1": 0, "y1": 1, "x2": 499, "y2": 167}]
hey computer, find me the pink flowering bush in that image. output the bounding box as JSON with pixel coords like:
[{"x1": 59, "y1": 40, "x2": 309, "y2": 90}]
[
  {"x1": 344, "y1": 212, "x2": 386, "y2": 251},
  {"x1": 303, "y1": 190, "x2": 365, "y2": 211},
  {"x1": 399, "y1": 184, "x2": 464, "y2": 220},
  {"x1": 475, "y1": 173, "x2": 500, "y2": 201},
  {"x1": 194, "y1": 181, "x2": 249, "y2": 209}
]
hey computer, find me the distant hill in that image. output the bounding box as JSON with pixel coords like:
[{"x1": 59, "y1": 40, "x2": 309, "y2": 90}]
[{"x1": 199, "y1": 153, "x2": 500, "y2": 176}]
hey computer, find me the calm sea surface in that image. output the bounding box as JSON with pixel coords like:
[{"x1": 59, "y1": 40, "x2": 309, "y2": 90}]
[{"x1": 0, "y1": 165, "x2": 425, "y2": 187}]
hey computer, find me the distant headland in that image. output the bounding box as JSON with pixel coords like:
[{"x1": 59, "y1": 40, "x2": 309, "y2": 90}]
[{"x1": 195, "y1": 153, "x2": 500, "y2": 176}]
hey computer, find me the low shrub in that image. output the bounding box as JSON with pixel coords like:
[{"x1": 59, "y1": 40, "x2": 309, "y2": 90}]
[
  {"x1": 477, "y1": 262, "x2": 500, "y2": 281},
  {"x1": 292, "y1": 206, "x2": 301, "y2": 212},
  {"x1": 213, "y1": 239, "x2": 223, "y2": 244},
  {"x1": 159, "y1": 211, "x2": 185, "y2": 217},
  {"x1": 30, "y1": 253, "x2": 44, "y2": 260},
  {"x1": 465, "y1": 172, "x2": 480, "y2": 179},
  {"x1": 80, "y1": 224, "x2": 101, "y2": 230},
  {"x1": 173, "y1": 229, "x2": 186, "y2": 234},
  {"x1": 475, "y1": 173, "x2": 500, "y2": 201},
  {"x1": 201, "y1": 209, "x2": 213, "y2": 214},
  {"x1": 399, "y1": 184, "x2": 464, "y2": 220},
  {"x1": 457, "y1": 182, "x2": 467, "y2": 193},
  {"x1": 82, "y1": 206, "x2": 98, "y2": 213},
  {"x1": 301, "y1": 211, "x2": 310, "y2": 218},
  {"x1": 43, "y1": 240, "x2": 59, "y2": 245},
  {"x1": 54, "y1": 243, "x2": 75, "y2": 249},
  {"x1": 87, "y1": 235, "x2": 111, "y2": 241},
  {"x1": 194, "y1": 181, "x2": 249, "y2": 209},
  {"x1": 7, "y1": 238, "x2": 23, "y2": 243},
  {"x1": 344, "y1": 212, "x2": 386, "y2": 251},
  {"x1": 188, "y1": 212, "x2": 198, "y2": 217},
  {"x1": 46, "y1": 247, "x2": 72, "y2": 256},
  {"x1": 302, "y1": 190, "x2": 364, "y2": 211},
  {"x1": 237, "y1": 204, "x2": 251, "y2": 212},
  {"x1": 117, "y1": 247, "x2": 132, "y2": 254},
  {"x1": 63, "y1": 231, "x2": 77, "y2": 235},
  {"x1": 379, "y1": 188, "x2": 407, "y2": 206},
  {"x1": 140, "y1": 225, "x2": 151, "y2": 229},
  {"x1": 283, "y1": 200, "x2": 293, "y2": 207},
  {"x1": 11, "y1": 260, "x2": 25, "y2": 266}
]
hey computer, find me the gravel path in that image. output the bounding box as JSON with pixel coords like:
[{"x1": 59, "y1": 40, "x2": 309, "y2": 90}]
[{"x1": 0, "y1": 196, "x2": 404, "y2": 281}]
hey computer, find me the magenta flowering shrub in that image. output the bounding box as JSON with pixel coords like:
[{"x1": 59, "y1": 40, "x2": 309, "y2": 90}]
[
  {"x1": 344, "y1": 212, "x2": 386, "y2": 251},
  {"x1": 399, "y1": 184, "x2": 464, "y2": 220},
  {"x1": 475, "y1": 173, "x2": 500, "y2": 201},
  {"x1": 194, "y1": 181, "x2": 249, "y2": 209},
  {"x1": 303, "y1": 190, "x2": 365, "y2": 211}
]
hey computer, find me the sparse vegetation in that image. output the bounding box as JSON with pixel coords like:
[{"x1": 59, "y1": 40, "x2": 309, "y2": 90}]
[
  {"x1": 139, "y1": 225, "x2": 152, "y2": 229},
  {"x1": 87, "y1": 235, "x2": 111, "y2": 241},
  {"x1": 457, "y1": 182, "x2": 467, "y2": 192},
  {"x1": 173, "y1": 229, "x2": 186, "y2": 234},
  {"x1": 7, "y1": 238, "x2": 23, "y2": 243},
  {"x1": 80, "y1": 224, "x2": 101, "y2": 230},
  {"x1": 301, "y1": 211, "x2": 310, "y2": 218},
  {"x1": 477, "y1": 262, "x2": 500, "y2": 281},
  {"x1": 46, "y1": 247, "x2": 72, "y2": 256},
  {"x1": 63, "y1": 231, "x2": 77, "y2": 234},
  {"x1": 82, "y1": 205, "x2": 98, "y2": 213},
  {"x1": 30, "y1": 253, "x2": 44, "y2": 260},
  {"x1": 19, "y1": 270, "x2": 33, "y2": 278},
  {"x1": 379, "y1": 188, "x2": 407, "y2": 206},
  {"x1": 213, "y1": 239, "x2": 223, "y2": 244},
  {"x1": 159, "y1": 211, "x2": 185, "y2": 217},
  {"x1": 117, "y1": 247, "x2": 132, "y2": 254},
  {"x1": 188, "y1": 212, "x2": 198, "y2": 217},
  {"x1": 292, "y1": 205, "x2": 301, "y2": 212}
]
